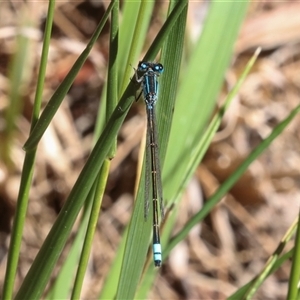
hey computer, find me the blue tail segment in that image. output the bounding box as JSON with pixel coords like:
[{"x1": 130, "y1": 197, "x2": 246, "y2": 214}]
[{"x1": 153, "y1": 243, "x2": 162, "y2": 267}]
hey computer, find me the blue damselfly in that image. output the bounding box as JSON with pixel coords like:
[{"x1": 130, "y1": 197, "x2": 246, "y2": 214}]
[{"x1": 135, "y1": 61, "x2": 164, "y2": 267}]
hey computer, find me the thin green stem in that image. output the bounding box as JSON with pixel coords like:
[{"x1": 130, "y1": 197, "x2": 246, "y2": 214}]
[
  {"x1": 71, "y1": 3, "x2": 119, "y2": 296},
  {"x1": 228, "y1": 248, "x2": 294, "y2": 299},
  {"x1": 244, "y1": 217, "x2": 298, "y2": 299},
  {"x1": 287, "y1": 214, "x2": 300, "y2": 299},
  {"x1": 106, "y1": 1, "x2": 119, "y2": 157},
  {"x1": 71, "y1": 160, "x2": 110, "y2": 300},
  {"x1": 165, "y1": 104, "x2": 300, "y2": 257},
  {"x1": 2, "y1": 1, "x2": 55, "y2": 299},
  {"x1": 120, "y1": 1, "x2": 155, "y2": 95},
  {"x1": 23, "y1": 0, "x2": 117, "y2": 152}
]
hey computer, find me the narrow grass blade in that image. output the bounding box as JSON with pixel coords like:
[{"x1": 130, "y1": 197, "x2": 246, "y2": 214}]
[
  {"x1": 135, "y1": 1, "x2": 188, "y2": 296},
  {"x1": 3, "y1": 14, "x2": 32, "y2": 164},
  {"x1": 137, "y1": 24, "x2": 259, "y2": 300},
  {"x1": 284, "y1": 215, "x2": 300, "y2": 300},
  {"x1": 142, "y1": 1, "x2": 188, "y2": 63},
  {"x1": 228, "y1": 217, "x2": 298, "y2": 299},
  {"x1": 15, "y1": 10, "x2": 181, "y2": 291},
  {"x1": 165, "y1": 104, "x2": 300, "y2": 257},
  {"x1": 228, "y1": 248, "x2": 294, "y2": 300},
  {"x1": 23, "y1": 0, "x2": 116, "y2": 152},
  {"x1": 71, "y1": 4, "x2": 119, "y2": 297},
  {"x1": 99, "y1": 2, "x2": 188, "y2": 299},
  {"x1": 117, "y1": 1, "x2": 140, "y2": 90},
  {"x1": 14, "y1": 82, "x2": 136, "y2": 300},
  {"x1": 164, "y1": 0, "x2": 250, "y2": 203},
  {"x1": 243, "y1": 217, "x2": 298, "y2": 299},
  {"x1": 119, "y1": 1, "x2": 155, "y2": 95},
  {"x1": 44, "y1": 187, "x2": 95, "y2": 300},
  {"x1": 71, "y1": 160, "x2": 110, "y2": 299},
  {"x1": 106, "y1": 1, "x2": 119, "y2": 156},
  {"x1": 175, "y1": 47, "x2": 261, "y2": 200},
  {"x1": 115, "y1": 1, "x2": 188, "y2": 299},
  {"x1": 2, "y1": 2, "x2": 55, "y2": 299}
]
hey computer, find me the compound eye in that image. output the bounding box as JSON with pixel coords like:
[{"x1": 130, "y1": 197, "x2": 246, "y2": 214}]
[
  {"x1": 138, "y1": 61, "x2": 148, "y2": 71},
  {"x1": 155, "y1": 63, "x2": 164, "y2": 73}
]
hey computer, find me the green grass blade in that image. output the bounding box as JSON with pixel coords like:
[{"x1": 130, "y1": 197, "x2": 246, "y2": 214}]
[
  {"x1": 135, "y1": 1, "x2": 188, "y2": 296},
  {"x1": 2, "y1": 2, "x2": 55, "y2": 299},
  {"x1": 137, "y1": 6, "x2": 253, "y2": 297},
  {"x1": 71, "y1": 160, "x2": 110, "y2": 299},
  {"x1": 117, "y1": 0, "x2": 140, "y2": 89},
  {"x1": 30, "y1": 1, "x2": 55, "y2": 128},
  {"x1": 3, "y1": 154, "x2": 36, "y2": 299},
  {"x1": 71, "y1": 4, "x2": 119, "y2": 297},
  {"x1": 119, "y1": 1, "x2": 155, "y2": 95},
  {"x1": 164, "y1": 0, "x2": 249, "y2": 202},
  {"x1": 99, "y1": 226, "x2": 129, "y2": 299},
  {"x1": 228, "y1": 248, "x2": 294, "y2": 300},
  {"x1": 23, "y1": 0, "x2": 116, "y2": 152},
  {"x1": 99, "y1": 2, "x2": 188, "y2": 299},
  {"x1": 115, "y1": 2, "x2": 188, "y2": 299},
  {"x1": 158, "y1": 1, "x2": 187, "y2": 164},
  {"x1": 142, "y1": 0, "x2": 188, "y2": 63},
  {"x1": 2, "y1": 14, "x2": 32, "y2": 165},
  {"x1": 175, "y1": 48, "x2": 261, "y2": 201},
  {"x1": 15, "y1": 10, "x2": 179, "y2": 290},
  {"x1": 106, "y1": 2, "x2": 119, "y2": 156},
  {"x1": 284, "y1": 216, "x2": 300, "y2": 300},
  {"x1": 228, "y1": 217, "x2": 298, "y2": 299},
  {"x1": 15, "y1": 80, "x2": 136, "y2": 300},
  {"x1": 165, "y1": 104, "x2": 300, "y2": 257},
  {"x1": 44, "y1": 188, "x2": 95, "y2": 299},
  {"x1": 244, "y1": 217, "x2": 298, "y2": 299}
]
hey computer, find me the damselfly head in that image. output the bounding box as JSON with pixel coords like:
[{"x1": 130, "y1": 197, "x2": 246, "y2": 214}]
[{"x1": 137, "y1": 61, "x2": 164, "y2": 74}]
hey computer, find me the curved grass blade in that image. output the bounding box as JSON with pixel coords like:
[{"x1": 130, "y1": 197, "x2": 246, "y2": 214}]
[
  {"x1": 119, "y1": 1, "x2": 155, "y2": 95},
  {"x1": 174, "y1": 47, "x2": 261, "y2": 202},
  {"x1": 228, "y1": 248, "x2": 294, "y2": 299},
  {"x1": 2, "y1": 1, "x2": 55, "y2": 299},
  {"x1": 115, "y1": 1, "x2": 188, "y2": 299},
  {"x1": 70, "y1": 160, "x2": 110, "y2": 300},
  {"x1": 70, "y1": 3, "x2": 120, "y2": 298},
  {"x1": 287, "y1": 217, "x2": 300, "y2": 299},
  {"x1": 15, "y1": 1, "x2": 187, "y2": 297},
  {"x1": 243, "y1": 217, "x2": 298, "y2": 299},
  {"x1": 99, "y1": 2, "x2": 188, "y2": 299},
  {"x1": 136, "y1": 35, "x2": 259, "y2": 300},
  {"x1": 135, "y1": 1, "x2": 188, "y2": 299},
  {"x1": 165, "y1": 104, "x2": 300, "y2": 257},
  {"x1": 15, "y1": 80, "x2": 136, "y2": 300},
  {"x1": 23, "y1": 0, "x2": 116, "y2": 152},
  {"x1": 117, "y1": 1, "x2": 140, "y2": 90},
  {"x1": 44, "y1": 186, "x2": 95, "y2": 300},
  {"x1": 163, "y1": 0, "x2": 249, "y2": 203}
]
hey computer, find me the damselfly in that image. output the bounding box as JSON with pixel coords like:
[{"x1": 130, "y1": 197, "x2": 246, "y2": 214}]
[{"x1": 135, "y1": 61, "x2": 164, "y2": 267}]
